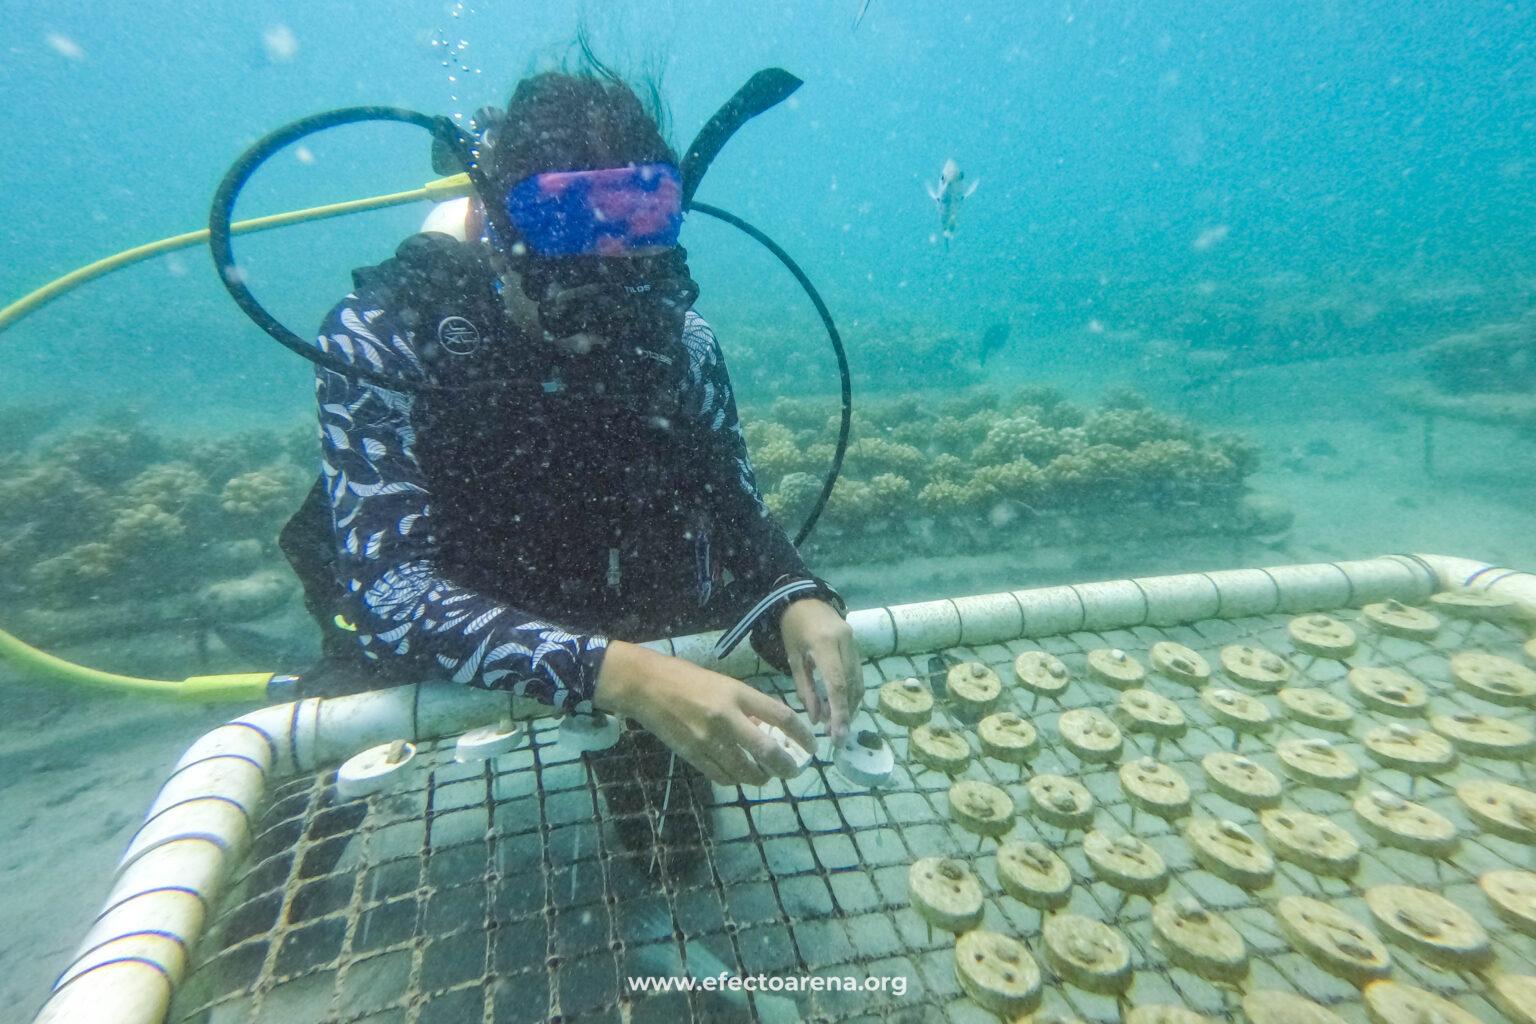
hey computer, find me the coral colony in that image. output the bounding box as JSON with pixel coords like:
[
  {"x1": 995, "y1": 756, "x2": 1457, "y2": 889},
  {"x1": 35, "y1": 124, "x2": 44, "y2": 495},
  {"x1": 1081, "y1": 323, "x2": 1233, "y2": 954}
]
[
  {"x1": 751, "y1": 384, "x2": 1282, "y2": 561},
  {"x1": 2, "y1": 383, "x2": 1283, "y2": 650},
  {"x1": 1, "y1": 418, "x2": 310, "y2": 646}
]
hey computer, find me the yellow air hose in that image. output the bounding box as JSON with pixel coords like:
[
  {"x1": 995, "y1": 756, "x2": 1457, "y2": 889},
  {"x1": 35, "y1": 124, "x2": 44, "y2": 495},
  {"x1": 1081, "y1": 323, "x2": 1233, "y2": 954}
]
[
  {"x1": 0, "y1": 174, "x2": 472, "y2": 697},
  {"x1": 0, "y1": 173, "x2": 472, "y2": 333},
  {"x1": 0, "y1": 626, "x2": 278, "y2": 700}
]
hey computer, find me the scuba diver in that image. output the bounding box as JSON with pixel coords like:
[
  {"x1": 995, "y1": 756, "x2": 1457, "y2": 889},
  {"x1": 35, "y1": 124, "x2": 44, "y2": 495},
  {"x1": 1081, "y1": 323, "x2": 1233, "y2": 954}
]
[{"x1": 277, "y1": 58, "x2": 862, "y2": 814}]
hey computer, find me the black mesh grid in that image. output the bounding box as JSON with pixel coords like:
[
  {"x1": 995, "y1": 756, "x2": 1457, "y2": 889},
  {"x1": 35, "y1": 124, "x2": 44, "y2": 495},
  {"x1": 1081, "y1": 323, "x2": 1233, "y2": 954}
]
[{"x1": 167, "y1": 610, "x2": 1536, "y2": 1023}]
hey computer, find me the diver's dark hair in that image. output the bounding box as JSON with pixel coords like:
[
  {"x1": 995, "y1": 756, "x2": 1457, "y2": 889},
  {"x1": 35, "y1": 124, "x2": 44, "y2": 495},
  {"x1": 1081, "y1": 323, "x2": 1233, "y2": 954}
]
[{"x1": 488, "y1": 36, "x2": 676, "y2": 194}]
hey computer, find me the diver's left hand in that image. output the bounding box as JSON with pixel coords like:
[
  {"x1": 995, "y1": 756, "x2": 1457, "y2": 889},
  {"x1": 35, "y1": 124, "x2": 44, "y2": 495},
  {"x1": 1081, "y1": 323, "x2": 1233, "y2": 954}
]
[{"x1": 779, "y1": 599, "x2": 863, "y2": 744}]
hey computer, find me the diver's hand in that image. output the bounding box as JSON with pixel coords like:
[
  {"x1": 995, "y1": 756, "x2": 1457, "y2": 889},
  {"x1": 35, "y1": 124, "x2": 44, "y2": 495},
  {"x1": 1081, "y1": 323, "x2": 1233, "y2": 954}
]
[
  {"x1": 593, "y1": 641, "x2": 815, "y2": 787},
  {"x1": 779, "y1": 599, "x2": 863, "y2": 745}
]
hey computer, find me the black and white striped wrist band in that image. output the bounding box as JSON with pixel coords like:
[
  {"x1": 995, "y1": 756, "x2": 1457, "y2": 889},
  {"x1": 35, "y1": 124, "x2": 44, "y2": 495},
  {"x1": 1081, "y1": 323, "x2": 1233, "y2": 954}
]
[{"x1": 713, "y1": 578, "x2": 822, "y2": 659}]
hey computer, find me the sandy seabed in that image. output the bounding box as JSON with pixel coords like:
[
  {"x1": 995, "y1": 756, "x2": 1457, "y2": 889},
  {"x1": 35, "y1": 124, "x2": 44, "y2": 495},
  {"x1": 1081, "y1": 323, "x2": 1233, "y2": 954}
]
[{"x1": 2, "y1": 355, "x2": 1533, "y2": 1020}]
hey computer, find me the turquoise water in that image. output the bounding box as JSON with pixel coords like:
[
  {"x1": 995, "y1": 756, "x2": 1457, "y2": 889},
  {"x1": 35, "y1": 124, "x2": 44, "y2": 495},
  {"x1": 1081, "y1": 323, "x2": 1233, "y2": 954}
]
[
  {"x1": 2, "y1": 1, "x2": 1536, "y2": 1019},
  {"x1": 2, "y1": 2, "x2": 1533, "y2": 417}
]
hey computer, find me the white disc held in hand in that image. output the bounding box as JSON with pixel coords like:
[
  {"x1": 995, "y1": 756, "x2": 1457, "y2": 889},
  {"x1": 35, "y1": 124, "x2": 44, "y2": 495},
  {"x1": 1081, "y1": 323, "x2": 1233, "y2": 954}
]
[
  {"x1": 755, "y1": 720, "x2": 813, "y2": 776},
  {"x1": 834, "y1": 727, "x2": 894, "y2": 788}
]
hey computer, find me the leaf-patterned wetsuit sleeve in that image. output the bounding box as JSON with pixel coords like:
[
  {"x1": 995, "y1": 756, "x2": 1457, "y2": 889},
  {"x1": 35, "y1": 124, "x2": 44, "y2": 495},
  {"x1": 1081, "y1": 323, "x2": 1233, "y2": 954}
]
[
  {"x1": 314, "y1": 296, "x2": 609, "y2": 712},
  {"x1": 678, "y1": 312, "x2": 812, "y2": 594}
]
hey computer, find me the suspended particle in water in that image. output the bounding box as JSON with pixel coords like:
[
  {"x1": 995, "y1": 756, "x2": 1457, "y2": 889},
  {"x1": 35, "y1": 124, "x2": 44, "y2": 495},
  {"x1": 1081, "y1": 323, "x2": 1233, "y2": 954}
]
[
  {"x1": 44, "y1": 32, "x2": 85, "y2": 60},
  {"x1": 262, "y1": 23, "x2": 299, "y2": 62},
  {"x1": 1192, "y1": 224, "x2": 1230, "y2": 252}
]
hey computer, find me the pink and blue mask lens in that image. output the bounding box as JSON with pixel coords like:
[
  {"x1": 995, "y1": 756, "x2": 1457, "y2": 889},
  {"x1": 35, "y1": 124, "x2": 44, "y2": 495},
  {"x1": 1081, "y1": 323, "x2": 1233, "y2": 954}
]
[{"x1": 503, "y1": 162, "x2": 684, "y2": 257}]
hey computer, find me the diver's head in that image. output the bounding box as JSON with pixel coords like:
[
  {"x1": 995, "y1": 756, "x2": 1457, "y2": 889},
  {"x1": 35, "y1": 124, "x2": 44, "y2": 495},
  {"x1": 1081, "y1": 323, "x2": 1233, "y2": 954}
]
[
  {"x1": 487, "y1": 65, "x2": 675, "y2": 201},
  {"x1": 482, "y1": 66, "x2": 698, "y2": 355}
]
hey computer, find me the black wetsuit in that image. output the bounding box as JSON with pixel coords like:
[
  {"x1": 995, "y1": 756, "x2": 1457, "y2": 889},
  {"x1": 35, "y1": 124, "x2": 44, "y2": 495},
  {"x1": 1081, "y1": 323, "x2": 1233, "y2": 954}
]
[{"x1": 282, "y1": 233, "x2": 813, "y2": 707}]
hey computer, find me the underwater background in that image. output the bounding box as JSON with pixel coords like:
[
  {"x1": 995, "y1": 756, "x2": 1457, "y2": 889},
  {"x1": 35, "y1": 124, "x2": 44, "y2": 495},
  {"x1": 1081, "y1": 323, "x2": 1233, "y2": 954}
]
[{"x1": 1, "y1": 0, "x2": 1534, "y2": 1017}]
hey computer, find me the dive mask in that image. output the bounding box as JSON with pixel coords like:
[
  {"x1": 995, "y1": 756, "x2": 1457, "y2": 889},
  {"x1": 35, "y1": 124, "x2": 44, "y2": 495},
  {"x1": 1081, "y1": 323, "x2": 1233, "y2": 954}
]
[
  {"x1": 494, "y1": 160, "x2": 698, "y2": 346},
  {"x1": 502, "y1": 161, "x2": 684, "y2": 257}
]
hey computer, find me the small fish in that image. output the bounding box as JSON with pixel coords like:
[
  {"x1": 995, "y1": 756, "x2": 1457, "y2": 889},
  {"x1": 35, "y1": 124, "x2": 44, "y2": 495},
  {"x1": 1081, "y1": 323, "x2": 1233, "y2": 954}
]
[
  {"x1": 979, "y1": 322, "x2": 1011, "y2": 366},
  {"x1": 926, "y1": 158, "x2": 979, "y2": 249},
  {"x1": 854, "y1": 0, "x2": 873, "y2": 29}
]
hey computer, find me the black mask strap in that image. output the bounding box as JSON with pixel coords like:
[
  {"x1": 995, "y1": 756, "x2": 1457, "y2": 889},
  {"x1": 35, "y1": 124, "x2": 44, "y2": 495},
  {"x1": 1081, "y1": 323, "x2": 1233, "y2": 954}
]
[{"x1": 680, "y1": 68, "x2": 803, "y2": 208}]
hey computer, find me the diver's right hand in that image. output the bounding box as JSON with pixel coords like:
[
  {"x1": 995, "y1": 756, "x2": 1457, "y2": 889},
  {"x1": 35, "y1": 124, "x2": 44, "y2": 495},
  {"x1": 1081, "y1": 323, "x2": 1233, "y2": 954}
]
[{"x1": 593, "y1": 640, "x2": 815, "y2": 787}]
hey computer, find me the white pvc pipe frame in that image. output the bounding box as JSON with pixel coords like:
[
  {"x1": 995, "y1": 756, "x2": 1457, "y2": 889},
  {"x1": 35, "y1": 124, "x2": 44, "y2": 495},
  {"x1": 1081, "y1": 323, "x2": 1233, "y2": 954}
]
[{"x1": 34, "y1": 553, "x2": 1536, "y2": 1024}]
